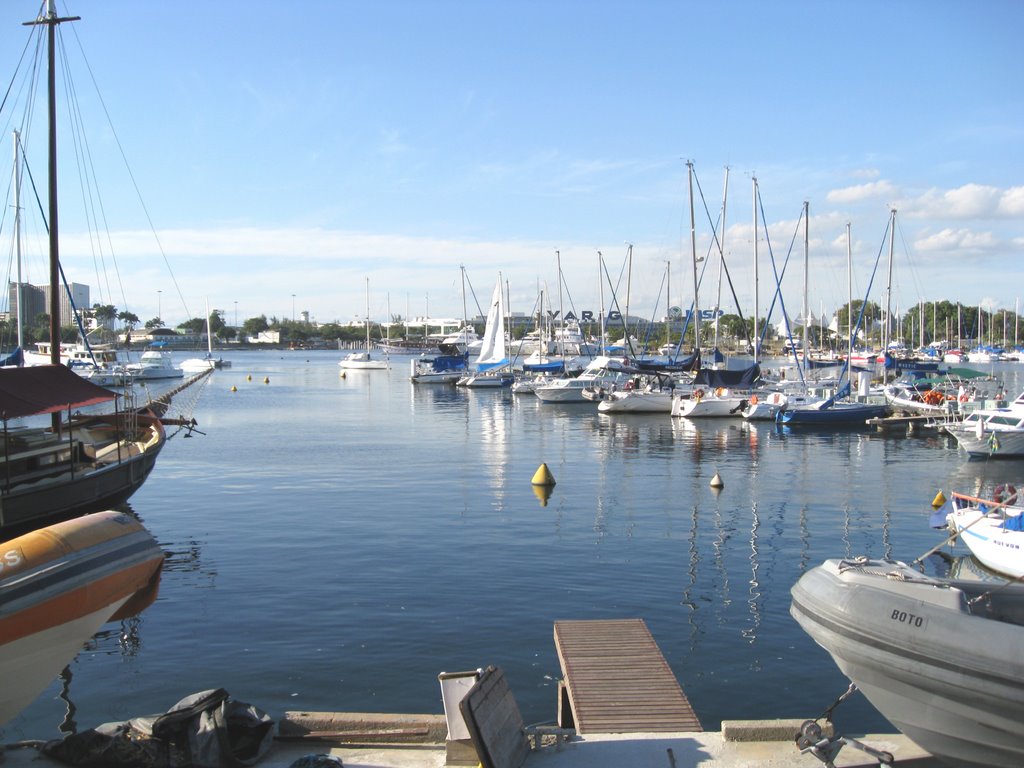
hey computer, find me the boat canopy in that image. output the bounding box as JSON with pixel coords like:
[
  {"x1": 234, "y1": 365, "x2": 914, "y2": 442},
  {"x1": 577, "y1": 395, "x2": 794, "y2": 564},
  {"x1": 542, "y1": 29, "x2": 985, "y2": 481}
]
[
  {"x1": 693, "y1": 364, "x2": 761, "y2": 388},
  {"x1": 0, "y1": 364, "x2": 116, "y2": 419}
]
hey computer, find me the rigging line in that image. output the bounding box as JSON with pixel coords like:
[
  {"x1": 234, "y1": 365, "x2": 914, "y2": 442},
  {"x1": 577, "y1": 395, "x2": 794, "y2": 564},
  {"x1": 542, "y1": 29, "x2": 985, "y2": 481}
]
[
  {"x1": 64, "y1": 18, "x2": 192, "y2": 320},
  {"x1": 57, "y1": 29, "x2": 119, "y2": 311}
]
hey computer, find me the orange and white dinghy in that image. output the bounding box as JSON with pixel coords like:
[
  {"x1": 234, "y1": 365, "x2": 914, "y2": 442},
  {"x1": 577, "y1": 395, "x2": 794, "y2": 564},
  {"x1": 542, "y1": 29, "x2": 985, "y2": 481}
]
[{"x1": 0, "y1": 511, "x2": 164, "y2": 725}]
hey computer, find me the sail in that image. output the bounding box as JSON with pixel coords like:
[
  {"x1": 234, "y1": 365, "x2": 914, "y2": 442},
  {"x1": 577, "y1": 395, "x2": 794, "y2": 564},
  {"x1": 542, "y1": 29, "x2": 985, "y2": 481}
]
[{"x1": 475, "y1": 277, "x2": 508, "y2": 370}]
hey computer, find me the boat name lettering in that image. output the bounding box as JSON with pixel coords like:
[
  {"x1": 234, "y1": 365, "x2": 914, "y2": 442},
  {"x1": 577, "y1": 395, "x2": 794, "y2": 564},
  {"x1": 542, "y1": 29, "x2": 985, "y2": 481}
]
[
  {"x1": 0, "y1": 547, "x2": 24, "y2": 573},
  {"x1": 890, "y1": 609, "x2": 926, "y2": 628}
]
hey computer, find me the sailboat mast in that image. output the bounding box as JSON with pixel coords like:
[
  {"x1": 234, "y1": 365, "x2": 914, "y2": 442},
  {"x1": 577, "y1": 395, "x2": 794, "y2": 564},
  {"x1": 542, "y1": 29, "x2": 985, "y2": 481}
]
[
  {"x1": 12, "y1": 131, "x2": 23, "y2": 351},
  {"x1": 687, "y1": 161, "x2": 700, "y2": 353},
  {"x1": 752, "y1": 175, "x2": 759, "y2": 363},
  {"x1": 26, "y1": 3, "x2": 77, "y2": 364},
  {"x1": 714, "y1": 166, "x2": 729, "y2": 351},
  {"x1": 597, "y1": 251, "x2": 606, "y2": 355},
  {"x1": 884, "y1": 208, "x2": 896, "y2": 363},
  {"x1": 556, "y1": 249, "x2": 564, "y2": 357},
  {"x1": 802, "y1": 201, "x2": 809, "y2": 366},
  {"x1": 846, "y1": 222, "x2": 852, "y2": 364}
]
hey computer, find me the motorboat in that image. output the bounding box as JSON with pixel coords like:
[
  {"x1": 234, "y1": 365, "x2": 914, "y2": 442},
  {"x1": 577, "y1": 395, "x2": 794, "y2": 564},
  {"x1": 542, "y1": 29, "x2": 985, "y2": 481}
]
[
  {"x1": 791, "y1": 556, "x2": 1024, "y2": 767},
  {"x1": 741, "y1": 390, "x2": 787, "y2": 420},
  {"x1": 947, "y1": 489, "x2": 1024, "y2": 579},
  {"x1": 0, "y1": 510, "x2": 164, "y2": 725},
  {"x1": 533, "y1": 356, "x2": 633, "y2": 403},
  {"x1": 126, "y1": 347, "x2": 184, "y2": 380},
  {"x1": 409, "y1": 346, "x2": 469, "y2": 384},
  {"x1": 671, "y1": 387, "x2": 751, "y2": 418},
  {"x1": 944, "y1": 389, "x2": 1024, "y2": 458},
  {"x1": 0, "y1": 365, "x2": 168, "y2": 535}
]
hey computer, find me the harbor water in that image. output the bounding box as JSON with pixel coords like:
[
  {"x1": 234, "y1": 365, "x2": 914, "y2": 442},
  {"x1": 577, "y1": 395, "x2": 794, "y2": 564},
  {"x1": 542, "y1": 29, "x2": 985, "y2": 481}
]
[{"x1": 4, "y1": 351, "x2": 1022, "y2": 742}]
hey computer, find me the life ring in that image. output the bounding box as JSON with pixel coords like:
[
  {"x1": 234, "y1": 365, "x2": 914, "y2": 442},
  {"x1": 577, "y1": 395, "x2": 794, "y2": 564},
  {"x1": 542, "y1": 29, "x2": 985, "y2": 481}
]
[
  {"x1": 958, "y1": 392, "x2": 970, "y2": 403},
  {"x1": 715, "y1": 387, "x2": 725, "y2": 397},
  {"x1": 749, "y1": 394, "x2": 759, "y2": 405},
  {"x1": 994, "y1": 484, "x2": 1018, "y2": 506},
  {"x1": 694, "y1": 389, "x2": 705, "y2": 400}
]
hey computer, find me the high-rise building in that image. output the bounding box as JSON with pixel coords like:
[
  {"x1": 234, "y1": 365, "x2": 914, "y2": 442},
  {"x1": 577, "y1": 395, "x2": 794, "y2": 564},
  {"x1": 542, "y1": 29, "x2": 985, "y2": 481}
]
[{"x1": 8, "y1": 281, "x2": 89, "y2": 327}]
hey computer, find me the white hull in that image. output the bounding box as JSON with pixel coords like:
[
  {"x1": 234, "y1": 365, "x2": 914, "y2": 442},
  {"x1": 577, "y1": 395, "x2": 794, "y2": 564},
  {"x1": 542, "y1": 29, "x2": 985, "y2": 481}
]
[
  {"x1": 671, "y1": 393, "x2": 749, "y2": 418},
  {"x1": 597, "y1": 390, "x2": 674, "y2": 413},
  {"x1": 534, "y1": 381, "x2": 594, "y2": 403},
  {"x1": 948, "y1": 495, "x2": 1024, "y2": 578},
  {"x1": 339, "y1": 351, "x2": 389, "y2": 370},
  {"x1": 946, "y1": 426, "x2": 1024, "y2": 457},
  {"x1": 791, "y1": 558, "x2": 1024, "y2": 767}
]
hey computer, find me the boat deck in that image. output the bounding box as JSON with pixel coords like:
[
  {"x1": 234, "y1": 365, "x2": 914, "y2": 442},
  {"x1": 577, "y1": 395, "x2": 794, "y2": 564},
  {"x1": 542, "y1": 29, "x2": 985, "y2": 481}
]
[{"x1": 553, "y1": 618, "x2": 701, "y2": 735}]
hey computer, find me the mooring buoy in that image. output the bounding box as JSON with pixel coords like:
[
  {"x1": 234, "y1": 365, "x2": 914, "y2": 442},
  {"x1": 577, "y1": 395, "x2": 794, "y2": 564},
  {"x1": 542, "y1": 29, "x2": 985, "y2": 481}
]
[
  {"x1": 932, "y1": 490, "x2": 947, "y2": 508},
  {"x1": 246, "y1": 374, "x2": 252, "y2": 381},
  {"x1": 263, "y1": 376, "x2": 270, "y2": 384},
  {"x1": 710, "y1": 472, "x2": 724, "y2": 489},
  {"x1": 230, "y1": 385, "x2": 237, "y2": 392},
  {"x1": 531, "y1": 463, "x2": 556, "y2": 487}
]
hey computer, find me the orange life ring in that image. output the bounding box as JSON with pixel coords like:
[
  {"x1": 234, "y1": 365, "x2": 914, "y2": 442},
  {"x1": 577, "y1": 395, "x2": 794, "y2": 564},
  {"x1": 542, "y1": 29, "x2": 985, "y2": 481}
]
[
  {"x1": 694, "y1": 389, "x2": 705, "y2": 400},
  {"x1": 749, "y1": 394, "x2": 759, "y2": 405},
  {"x1": 958, "y1": 393, "x2": 969, "y2": 403}
]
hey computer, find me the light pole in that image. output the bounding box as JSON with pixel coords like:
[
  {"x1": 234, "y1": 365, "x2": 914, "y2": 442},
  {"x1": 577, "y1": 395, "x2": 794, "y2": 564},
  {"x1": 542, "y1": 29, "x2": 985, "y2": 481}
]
[
  {"x1": 292, "y1": 294, "x2": 296, "y2": 323},
  {"x1": 157, "y1": 290, "x2": 162, "y2": 323},
  {"x1": 234, "y1": 301, "x2": 238, "y2": 327}
]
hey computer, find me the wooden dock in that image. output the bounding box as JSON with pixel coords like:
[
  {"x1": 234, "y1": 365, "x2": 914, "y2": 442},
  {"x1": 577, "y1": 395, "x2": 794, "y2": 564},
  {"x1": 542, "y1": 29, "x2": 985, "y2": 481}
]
[{"x1": 553, "y1": 618, "x2": 702, "y2": 735}]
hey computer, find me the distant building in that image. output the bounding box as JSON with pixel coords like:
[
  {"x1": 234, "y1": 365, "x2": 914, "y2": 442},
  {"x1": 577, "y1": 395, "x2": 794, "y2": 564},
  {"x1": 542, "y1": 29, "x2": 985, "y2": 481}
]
[{"x1": 8, "y1": 280, "x2": 89, "y2": 327}]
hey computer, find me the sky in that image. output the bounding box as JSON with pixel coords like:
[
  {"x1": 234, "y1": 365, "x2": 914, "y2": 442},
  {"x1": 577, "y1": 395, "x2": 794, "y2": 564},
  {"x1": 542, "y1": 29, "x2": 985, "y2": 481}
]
[{"x1": 0, "y1": 0, "x2": 1021, "y2": 333}]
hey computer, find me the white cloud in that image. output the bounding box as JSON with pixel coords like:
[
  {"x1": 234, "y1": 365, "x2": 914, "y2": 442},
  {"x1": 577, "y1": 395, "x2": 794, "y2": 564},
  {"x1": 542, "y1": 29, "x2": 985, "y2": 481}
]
[
  {"x1": 914, "y1": 227, "x2": 997, "y2": 253},
  {"x1": 908, "y1": 183, "x2": 1024, "y2": 219},
  {"x1": 826, "y1": 180, "x2": 897, "y2": 204}
]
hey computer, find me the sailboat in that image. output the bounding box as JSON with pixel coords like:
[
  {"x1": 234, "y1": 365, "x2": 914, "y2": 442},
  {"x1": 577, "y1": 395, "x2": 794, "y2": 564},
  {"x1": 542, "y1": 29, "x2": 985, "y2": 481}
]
[
  {"x1": 457, "y1": 275, "x2": 514, "y2": 387},
  {"x1": 181, "y1": 300, "x2": 231, "y2": 372},
  {"x1": 0, "y1": 3, "x2": 196, "y2": 535},
  {"x1": 339, "y1": 278, "x2": 389, "y2": 370}
]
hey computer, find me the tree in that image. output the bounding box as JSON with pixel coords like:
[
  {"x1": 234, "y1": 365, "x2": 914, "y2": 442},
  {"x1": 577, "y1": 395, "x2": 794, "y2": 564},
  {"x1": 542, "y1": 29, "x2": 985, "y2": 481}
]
[
  {"x1": 243, "y1": 315, "x2": 270, "y2": 336},
  {"x1": 92, "y1": 304, "x2": 117, "y2": 326},
  {"x1": 209, "y1": 310, "x2": 226, "y2": 335},
  {"x1": 117, "y1": 311, "x2": 140, "y2": 330},
  {"x1": 144, "y1": 317, "x2": 164, "y2": 330},
  {"x1": 178, "y1": 317, "x2": 206, "y2": 334}
]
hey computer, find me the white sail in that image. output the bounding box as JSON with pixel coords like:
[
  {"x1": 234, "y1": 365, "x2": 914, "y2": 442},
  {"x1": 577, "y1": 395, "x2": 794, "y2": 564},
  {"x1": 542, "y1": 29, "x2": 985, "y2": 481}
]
[{"x1": 475, "y1": 276, "x2": 507, "y2": 369}]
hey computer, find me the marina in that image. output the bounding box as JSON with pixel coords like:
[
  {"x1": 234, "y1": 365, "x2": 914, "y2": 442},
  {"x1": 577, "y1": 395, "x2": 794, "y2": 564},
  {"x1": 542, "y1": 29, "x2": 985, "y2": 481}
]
[{"x1": 3, "y1": 350, "x2": 1020, "y2": 762}]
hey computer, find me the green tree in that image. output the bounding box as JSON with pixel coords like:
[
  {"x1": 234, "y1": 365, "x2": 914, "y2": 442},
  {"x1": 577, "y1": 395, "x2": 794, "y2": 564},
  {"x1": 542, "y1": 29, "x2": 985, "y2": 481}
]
[
  {"x1": 242, "y1": 315, "x2": 270, "y2": 336},
  {"x1": 144, "y1": 317, "x2": 164, "y2": 330}
]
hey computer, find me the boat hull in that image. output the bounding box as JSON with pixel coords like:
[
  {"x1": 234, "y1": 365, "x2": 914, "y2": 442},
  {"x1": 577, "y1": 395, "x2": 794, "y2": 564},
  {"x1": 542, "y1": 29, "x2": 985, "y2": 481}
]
[
  {"x1": 945, "y1": 425, "x2": 1024, "y2": 457},
  {"x1": 947, "y1": 495, "x2": 1024, "y2": 578},
  {"x1": 0, "y1": 511, "x2": 164, "y2": 725},
  {"x1": 791, "y1": 558, "x2": 1024, "y2": 767},
  {"x1": 597, "y1": 391, "x2": 674, "y2": 413}
]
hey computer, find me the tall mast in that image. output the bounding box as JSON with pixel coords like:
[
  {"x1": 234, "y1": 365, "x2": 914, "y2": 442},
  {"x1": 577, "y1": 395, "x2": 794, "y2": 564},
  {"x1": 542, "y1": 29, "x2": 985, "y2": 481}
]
[
  {"x1": 883, "y1": 208, "x2": 896, "y2": 365},
  {"x1": 752, "y1": 175, "x2": 759, "y2": 363},
  {"x1": 714, "y1": 166, "x2": 729, "y2": 351},
  {"x1": 597, "y1": 251, "x2": 606, "y2": 355},
  {"x1": 12, "y1": 131, "x2": 23, "y2": 351},
  {"x1": 556, "y1": 249, "x2": 564, "y2": 357},
  {"x1": 687, "y1": 161, "x2": 700, "y2": 353},
  {"x1": 25, "y1": 2, "x2": 78, "y2": 365},
  {"x1": 846, "y1": 222, "x2": 852, "y2": 364},
  {"x1": 802, "y1": 201, "x2": 809, "y2": 367}
]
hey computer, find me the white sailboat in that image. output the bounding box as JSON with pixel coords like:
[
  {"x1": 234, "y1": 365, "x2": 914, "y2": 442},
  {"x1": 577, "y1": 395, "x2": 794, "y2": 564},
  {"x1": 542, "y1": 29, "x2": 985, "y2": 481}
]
[
  {"x1": 181, "y1": 299, "x2": 230, "y2": 372},
  {"x1": 457, "y1": 275, "x2": 513, "y2": 387},
  {"x1": 340, "y1": 278, "x2": 389, "y2": 370}
]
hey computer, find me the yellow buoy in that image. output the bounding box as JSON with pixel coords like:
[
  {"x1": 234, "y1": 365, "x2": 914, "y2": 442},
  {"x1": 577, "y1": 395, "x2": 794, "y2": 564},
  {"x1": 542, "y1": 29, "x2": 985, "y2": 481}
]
[
  {"x1": 230, "y1": 385, "x2": 237, "y2": 392},
  {"x1": 531, "y1": 463, "x2": 555, "y2": 487},
  {"x1": 263, "y1": 376, "x2": 270, "y2": 384},
  {"x1": 710, "y1": 472, "x2": 724, "y2": 489},
  {"x1": 932, "y1": 490, "x2": 947, "y2": 508},
  {"x1": 340, "y1": 371, "x2": 346, "y2": 378},
  {"x1": 246, "y1": 374, "x2": 252, "y2": 381}
]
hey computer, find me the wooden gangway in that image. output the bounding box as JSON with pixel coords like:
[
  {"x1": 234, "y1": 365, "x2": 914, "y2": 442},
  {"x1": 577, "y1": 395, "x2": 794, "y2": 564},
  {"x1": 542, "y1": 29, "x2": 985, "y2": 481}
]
[{"x1": 553, "y1": 618, "x2": 702, "y2": 735}]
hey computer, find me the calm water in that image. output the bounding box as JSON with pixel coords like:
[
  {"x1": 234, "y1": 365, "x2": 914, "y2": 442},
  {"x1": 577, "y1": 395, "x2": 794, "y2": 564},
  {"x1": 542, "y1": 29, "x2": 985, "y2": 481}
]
[{"x1": 4, "y1": 351, "x2": 1023, "y2": 740}]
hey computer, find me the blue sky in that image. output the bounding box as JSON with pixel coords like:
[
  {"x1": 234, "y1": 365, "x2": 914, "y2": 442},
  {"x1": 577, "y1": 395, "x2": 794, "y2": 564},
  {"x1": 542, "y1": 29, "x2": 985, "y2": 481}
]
[{"x1": 0, "y1": 0, "x2": 1021, "y2": 333}]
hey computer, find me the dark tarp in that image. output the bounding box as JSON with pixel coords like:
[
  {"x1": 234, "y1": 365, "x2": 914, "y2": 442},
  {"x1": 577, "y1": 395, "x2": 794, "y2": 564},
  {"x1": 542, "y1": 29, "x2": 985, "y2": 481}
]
[
  {"x1": 693, "y1": 364, "x2": 762, "y2": 388},
  {"x1": 0, "y1": 364, "x2": 116, "y2": 419}
]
